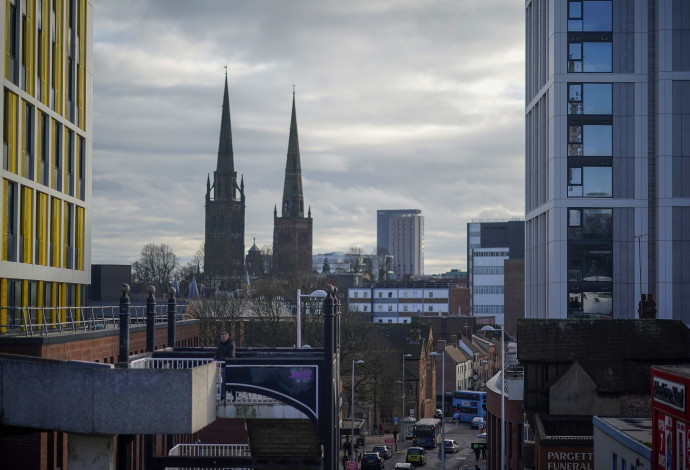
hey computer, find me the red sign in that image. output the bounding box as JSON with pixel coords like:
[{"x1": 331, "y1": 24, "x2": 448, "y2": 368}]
[
  {"x1": 385, "y1": 437, "x2": 394, "y2": 446},
  {"x1": 345, "y1": 461, "x2": 358, "y2": 470}
]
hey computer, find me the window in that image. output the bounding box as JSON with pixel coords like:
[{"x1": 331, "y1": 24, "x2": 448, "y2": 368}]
[
  {"x1": 354, "y1": 291, "x2": 358, "y2": 298},
  {"x1": 568, "y1": 165, "x2": 612, "y2": 197},
  {"x1": 568, "y1": 209, "x2": 613, "y2": 318},
  {"x1": 429, "y1": 291, "x2": 434, "y2": 298},
  {"x1": 568, "y1": 83, "x2": 612, "y2": 114},
  {"x1": 388, "y1": 291, "x2": 392, "y2": 298},
  {"x1": 403, "y1": 305, "x2": 408, "y2": 312},
  {"x1": 568, "y1": 125, "x2": 611, "y2": 157},
  {"x1": 568, "y1": 1, "x2": 612, "y2": 32},
  {"x1": 567, "y1": 1, "x2": 612, "y2": 73},
  {"x1": 388, "y1": 305, "x2": 393, "y2": 312},
  {"x1": 363, "y1": 292, "x2": 368, "y2": 298},
  {"x1": 3, "y1": 180, "x2": 18, "y2": 261}
]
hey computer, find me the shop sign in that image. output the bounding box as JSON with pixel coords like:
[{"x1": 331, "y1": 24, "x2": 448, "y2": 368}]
[
  {"x1": 545, "y1": 451, "x2": 594, "y2": 470},
  {"x1": 654, "y1": 377, "x2": 686, "y2": 412}
]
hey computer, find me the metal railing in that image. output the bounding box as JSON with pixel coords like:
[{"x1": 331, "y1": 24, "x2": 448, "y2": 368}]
[
  {"x1": 0, "y1": 304, "x2": 190, "y2": 337},
  {"x1": 168, "y1": 443, "x2": 251, "y2": 470}
]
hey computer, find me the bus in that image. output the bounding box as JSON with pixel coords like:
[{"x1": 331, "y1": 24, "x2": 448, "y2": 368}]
[
  {"x1": 412, "y1": 418, "x2": 442, "y2": 448},
  {"x1": 452, "y1": 390, "x2": 487, "y2": 423}
]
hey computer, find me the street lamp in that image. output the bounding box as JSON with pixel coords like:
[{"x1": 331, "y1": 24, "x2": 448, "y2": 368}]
[
  {"x1": 401, "y1": 353, "x2": 412, "y2": 448},
  {"x1": 429, "y1": 350, "x2": 445, "y2": 470},
  {"x1": 296, "y1": 288, "x2": 327, "y2": 347},
  {"x1": 481, "y1": 325, "x2": 504, "y2": 470},
  {"x1": 351, "y1": 359, "x2": 364, "y2": 461}
]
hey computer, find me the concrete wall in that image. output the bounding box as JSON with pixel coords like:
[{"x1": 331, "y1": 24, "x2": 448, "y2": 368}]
[{"x1": 0, "y1": 354, "x2": 216, "y2": 435}]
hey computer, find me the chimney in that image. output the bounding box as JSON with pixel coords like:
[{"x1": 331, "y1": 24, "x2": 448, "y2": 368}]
[{"x1": 638, "y1": 293, "x2": 657, "y2": 319}]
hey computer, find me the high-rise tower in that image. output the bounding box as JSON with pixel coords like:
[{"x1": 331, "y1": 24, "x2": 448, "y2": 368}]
[
  {"x1": 1, "y1": 0, "x2": 92, "y2": 331},
  {"x1": 377, "y1": 209, "x2": 424, "y2": 279},
  {"x1": 525, "y1": 0, "x2": 690, "y2": 322},
  {"x1": 272, "y1": 90, "x2": 312, "y2": 274},
  {"x1": 204, "y1": 74, "x2": 245, "y2": 288}
]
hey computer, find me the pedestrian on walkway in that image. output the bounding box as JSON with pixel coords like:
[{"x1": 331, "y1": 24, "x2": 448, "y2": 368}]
[
  {"x1": 474, "y1": 447, "x2": 481, "y2": 461},
  {"x1": 482, "y1": 447, "x2": 487, "y2": 459},
  {"x1": 379, "y1": 424, "x2": 384, "y2": 436}
]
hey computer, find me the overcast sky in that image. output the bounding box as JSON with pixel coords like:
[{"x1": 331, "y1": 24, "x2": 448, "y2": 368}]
[{"x1": 91, "y1": 0, "x2": 525, "y2": 275}]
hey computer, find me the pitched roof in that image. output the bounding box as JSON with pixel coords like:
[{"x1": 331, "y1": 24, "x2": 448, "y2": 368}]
[{"x1": 517, "y1": 319, "x2": 690, "y2": 393}]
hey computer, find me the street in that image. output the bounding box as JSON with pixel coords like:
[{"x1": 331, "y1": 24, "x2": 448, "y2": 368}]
[{"x1": 356, "y1": 419, "x2": 487, "y2": 470}]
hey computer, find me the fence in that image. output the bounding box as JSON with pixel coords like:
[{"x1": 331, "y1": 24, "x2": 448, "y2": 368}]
[{"x1": 0, "y1": 303, "x2": 189, "y2": 337}]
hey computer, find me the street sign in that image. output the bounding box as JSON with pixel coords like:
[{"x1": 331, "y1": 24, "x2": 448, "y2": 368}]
[
  {"x1": 472, "y1": 442, "x2": 488, "y2": 450},
  {"x1": 394, "y1": 416, "x2": 398, "y2": 424},
  {"x1": 346, "y1": 461, "x2": 358, "y2": 470},
  {"x1": 384, "y1": 437, "x2": 394, "y2": 446}
]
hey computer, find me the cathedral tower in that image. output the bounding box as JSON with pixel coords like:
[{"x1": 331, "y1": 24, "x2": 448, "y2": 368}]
[
  {"x1": 204, "y1": 74, "x2": 246, "y2": 288},
  {"x1": 272, "y1": 90, "x2": 313, "y2": 274}
]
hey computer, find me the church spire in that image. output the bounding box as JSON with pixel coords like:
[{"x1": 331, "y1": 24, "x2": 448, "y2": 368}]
[
  {"x1": 217, "y1": 72, "x2": 234, "y2": 175},
  {"x1": 281, "y1": 87, "x2": 304, "y2": 218}
]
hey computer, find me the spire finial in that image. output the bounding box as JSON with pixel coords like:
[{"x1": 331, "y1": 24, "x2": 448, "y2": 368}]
[{"x1": 224, "y1": 66, "x2": 228, "y2": 78}]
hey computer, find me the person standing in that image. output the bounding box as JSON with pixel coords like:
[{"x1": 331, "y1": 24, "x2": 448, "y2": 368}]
[{"x1": 215, "y1": 331, "x2": 236, "y2": 402}]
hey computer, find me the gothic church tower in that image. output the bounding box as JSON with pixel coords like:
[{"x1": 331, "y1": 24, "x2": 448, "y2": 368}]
[
  {"x1": 272, "y1": 90, "x2": 313, "y2": 274},
  {"x1": 204, "y1": 75, "x2": 245, "y2": 288}
]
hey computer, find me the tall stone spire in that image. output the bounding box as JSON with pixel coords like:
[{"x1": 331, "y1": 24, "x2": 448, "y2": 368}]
[
  {"x1": 205, "y1": 72, "x2": 245, "y2": 288},
  {"x1": 272, "y1": 87, "x2": 313, "y2": 274},
  {"x1": 214, "y1": 72, "x2": 235, "y2": 201},
  {"x1": 281, "y1": 88, "x2": 304, "y2": 218}
]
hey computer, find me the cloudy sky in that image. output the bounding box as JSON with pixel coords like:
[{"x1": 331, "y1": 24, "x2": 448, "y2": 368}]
[{"x1": 91, "y1": 0, "x2": 525, "y2": 275}]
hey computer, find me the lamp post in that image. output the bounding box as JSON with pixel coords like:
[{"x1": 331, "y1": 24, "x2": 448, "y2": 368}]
[
  {"x1": 296, "y1": 288, "x2": 327, "y2": 347},
  {"x1": 481, "y1": 325, "x2": 504, "y2": 470},
  {"x1": 429, "y1": 350, "x2": 445, "y2": 470},
  {"x1": 401, "y1": 353, "x2": 412, "y2": 446},
  {"x1": 351, "y1": 359, "x2": 364, "y2": 461}
]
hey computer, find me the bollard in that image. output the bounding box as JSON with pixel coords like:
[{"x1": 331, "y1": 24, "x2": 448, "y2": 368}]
[
  {"x1": 118, "y1": 284, "x2": 130, "y2": 365},
  {"x1": 167, "y1": 287, "x2": 176, "y2": 348},
  {"x1": 146, "y1": 285, "x2": 156, "y2": 352}
]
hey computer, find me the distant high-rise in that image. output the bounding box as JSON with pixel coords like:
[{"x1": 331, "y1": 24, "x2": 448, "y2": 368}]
[
  {"x1": 377, "y1": 210, "x2": 424, "y2": 279},
  {"x1": 204, "y1": 75, "x2": 245, "y2": 288},
  {"x1": 467, "y1": 220, "x2": 524, "y2": 325},
  {"x1": 525, "y1": 0, "x2": 690, "y2": 321},
  {"x1": 272, "y1": 91, "x2": 312, "y2": 274},
  {"x1": 1, "y1": 0, "x2": 92, "y2": 329}
]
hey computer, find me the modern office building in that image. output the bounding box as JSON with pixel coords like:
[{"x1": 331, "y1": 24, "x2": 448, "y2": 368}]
[
  {"x1": 1, "y1": 0, "x2": 91, "y2": 330},
  {"x1": 466, "y1": 220, "x2": 524, "y2": 325},
  {"x1": 376, "y1": 209, "x2": 424, "y2": 279},
  {"x1": 525, "y1": 0, "x2": 690, "y2": 321},
  {"x1": 272, "y1": 91, "x2": 313, "y2": 274},
  {"x1": 204, "y1": 74, "x2": 246, "y2": 289}
]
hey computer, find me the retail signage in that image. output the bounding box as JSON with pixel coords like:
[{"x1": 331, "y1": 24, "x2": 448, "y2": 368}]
[{"x1": 654, "y1": 377, "x2": 686, "y2": 412}]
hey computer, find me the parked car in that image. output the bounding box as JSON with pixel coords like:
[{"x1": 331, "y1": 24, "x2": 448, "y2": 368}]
[
  {"x1": 394, "y1": 464, "x2": 413, "y2": 469},
  {"x1": 406, "y1": 446, "x2": 427, "y2": 466},
  {"x1": 471, "y1": 416, "x2": 485, "y2": 429},
  {"x1": 443, "y1": 439, "x2": 459, "y2": 453},
  {"x1": 372, "y1": 444, "x2": 391, "y2": 459},
  {"x1": 361, "y1": 452, "x2": 385, "y2": 469}
]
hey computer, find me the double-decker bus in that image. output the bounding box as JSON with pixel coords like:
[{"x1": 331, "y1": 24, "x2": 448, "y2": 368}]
[
  {"x1": 412, "y1": 418, "x2": 442, "y2": 448},
  {"x1": 452, "y1": 390, "x2": 487, "y2": 423}
]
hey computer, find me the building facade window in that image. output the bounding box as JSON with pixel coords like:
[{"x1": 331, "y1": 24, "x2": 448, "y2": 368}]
[
  {"x1": 567, "y1": 208, "x2": 613, "y2": 318},
  {"x1": 567, "y1": 1, "x2": 612, "y2": 73},
  {"x1": 567, "y1": 83, "x2": 613, "y2": 198}
]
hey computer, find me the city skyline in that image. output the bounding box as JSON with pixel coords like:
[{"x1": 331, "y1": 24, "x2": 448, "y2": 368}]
[{"x1": 92, "y1": 1, "x2": 525, "y2": 274}]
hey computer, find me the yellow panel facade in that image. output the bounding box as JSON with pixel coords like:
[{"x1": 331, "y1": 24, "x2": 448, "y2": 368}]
[
  {"x1": 38, "y1": 0, "x2": 50, "y2": 107},
  {"x1": 22, "y1": 0, "x2": 35, "y2": 95},
  {"x1": 20, "y1": 186, "x2": 32, "y2": 263},
  {"x1": 4, "y1": 2, "x2": 10, "y2": 81},
  {"x1": 50, "y1": 195, "x2": 60, "y2": 267},
  {"x1": 76, "y1": 205, "x2": 83, "y2": 270},
  {"x1": 2, "y1": 179, "x2": 9, "y2": 261},
  {"x1": 52, "y1": 0, "x2": 62, "y2": 115},
  {"x1": 0, "y1": 278, "x2": 6, "y2": 333},
  {"x1": 4, "y1": 89, "x2": 18, "y2": 174},
  {"x1": 78, "y1": 0, "x2": 86, "y2": 130},
  {"x1": 36, "y1": 191, "x2": 47, "y2": 265}
]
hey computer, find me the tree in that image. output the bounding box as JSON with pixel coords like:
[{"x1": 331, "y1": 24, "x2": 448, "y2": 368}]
[
  {"x1": 345, "y1": 246, "x2": 364, "y2": 273},
  {"x1": 132, "y1": 243, "x2": 179, "y2": 293},
  {"x1": 176, "y1": 244, "x2": 204, "y2": 297}
]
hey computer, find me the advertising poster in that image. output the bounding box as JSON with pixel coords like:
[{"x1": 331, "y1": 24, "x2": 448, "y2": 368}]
[
  {"x1": 667, "y1": 415, "x2": 674, "y2": 470},
  {"x1": 659, "y1": 415, "x2": 668, "y2": 470}
]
